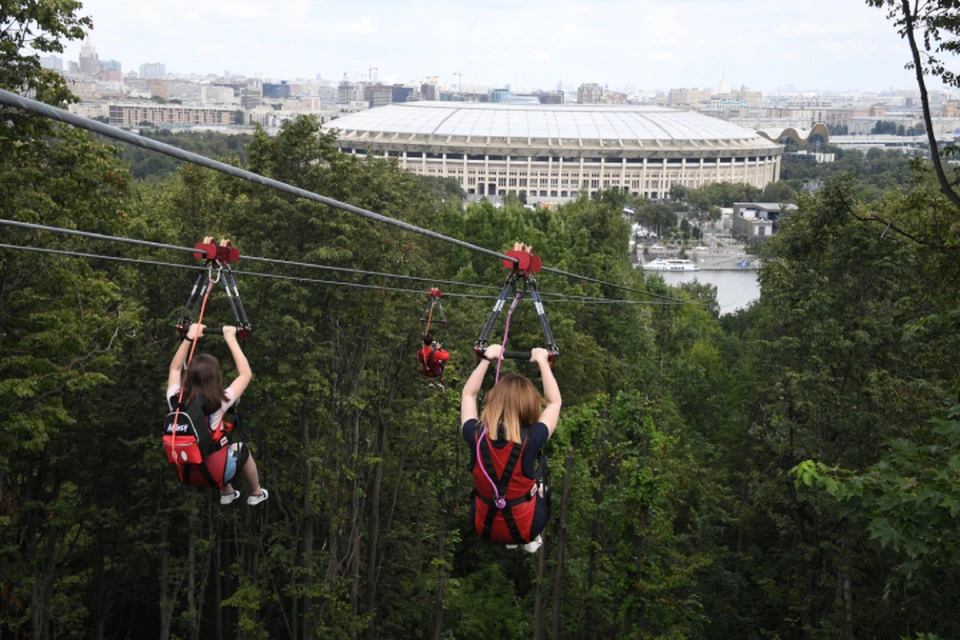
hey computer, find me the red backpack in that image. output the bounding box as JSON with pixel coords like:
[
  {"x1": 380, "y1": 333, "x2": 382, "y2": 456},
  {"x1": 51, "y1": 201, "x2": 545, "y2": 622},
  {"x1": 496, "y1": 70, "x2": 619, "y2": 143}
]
[{"x1": 162, "y1": 395, "x2": 229, "y2": 488}]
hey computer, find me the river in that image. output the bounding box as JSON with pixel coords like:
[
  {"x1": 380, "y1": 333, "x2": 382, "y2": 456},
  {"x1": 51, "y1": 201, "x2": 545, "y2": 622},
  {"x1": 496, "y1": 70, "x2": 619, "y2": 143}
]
[{"x1": 655, "y1": 270, "x2": 760, "y2": 315}]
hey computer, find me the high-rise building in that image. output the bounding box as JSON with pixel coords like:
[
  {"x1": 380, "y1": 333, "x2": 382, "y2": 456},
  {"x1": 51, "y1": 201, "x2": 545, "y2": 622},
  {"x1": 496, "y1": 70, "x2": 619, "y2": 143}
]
[
  {"x1": 577, "y1": 83, "x2": 604, "y2": 104},
  {"x1": 78, "y1": 40, "x2": 99, "y2": 76},
  {"x1": 201, "y1": 85, "x2": 236, "y2": 105},
  {"x1": 40, "y1": 55, "x2": 63, "y2": 72},
  {"x1": 391, "y1": 85, "x2": 414, "y2": 103},
  {"x1": 364, "y1": 84, "x2": 392, "y2": 108},
  {"x1": 421, "y1": 82, "x2": 437, "y2": 101},
  {"x1": 240, "y1": 81, "x2": 263, "y2": 110},
  {"x1": 140, "y1": 63, "x2": 166, "y2": 79},
  {"x1": 263, "y1": 82, "x2": 291, "y2": 99},
  {"x1": 338, "y1": 78, "x2": 354, "y2": 105},
  {"x1": 100, "y1": 59, "x2": 122, "y2": 72}
]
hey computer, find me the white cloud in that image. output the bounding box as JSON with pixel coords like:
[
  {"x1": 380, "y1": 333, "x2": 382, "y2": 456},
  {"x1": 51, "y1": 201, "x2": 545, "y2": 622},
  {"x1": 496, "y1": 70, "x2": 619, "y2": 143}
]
[
  {"x1": 337, "y1": 17, "x2": 380, "y2": 34},
  {"x1": 60, "y1": 0, "x2": 932, "y2": 90}
]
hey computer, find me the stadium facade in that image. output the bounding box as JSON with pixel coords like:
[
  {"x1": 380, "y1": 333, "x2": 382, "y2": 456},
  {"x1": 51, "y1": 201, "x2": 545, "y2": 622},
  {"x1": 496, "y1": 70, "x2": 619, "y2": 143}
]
[{"x1": 327, "y1": 103, "x2": 781, "y2": 202}]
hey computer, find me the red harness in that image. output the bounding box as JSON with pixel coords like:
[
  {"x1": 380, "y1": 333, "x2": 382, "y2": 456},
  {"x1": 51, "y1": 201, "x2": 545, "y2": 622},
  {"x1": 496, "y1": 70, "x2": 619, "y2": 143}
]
[
  {"x1": 471, "y1": 428, "x2": 537, "y2": 544},
  {"x1": 417, "y1": 345, "x2": 447, "y2": 378}
]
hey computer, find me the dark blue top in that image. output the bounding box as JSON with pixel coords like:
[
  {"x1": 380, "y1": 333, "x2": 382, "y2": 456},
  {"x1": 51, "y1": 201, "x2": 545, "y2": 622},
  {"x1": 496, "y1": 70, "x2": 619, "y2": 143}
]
[{"x1": 462, "y1": 418, "x2": 549, "y2": 479}]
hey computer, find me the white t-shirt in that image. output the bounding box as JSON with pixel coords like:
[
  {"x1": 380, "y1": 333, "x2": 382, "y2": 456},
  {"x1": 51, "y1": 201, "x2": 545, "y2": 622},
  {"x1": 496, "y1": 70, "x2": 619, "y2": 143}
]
[{"x1": 166, "y1": 384, "x2": 236, "y2": 432}]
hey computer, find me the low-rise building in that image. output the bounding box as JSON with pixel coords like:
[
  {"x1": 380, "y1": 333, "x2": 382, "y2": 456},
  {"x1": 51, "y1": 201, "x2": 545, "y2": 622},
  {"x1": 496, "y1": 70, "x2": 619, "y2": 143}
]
[
  {"x1": 731, "y1": 202, "x2": 797, "y2": 242},
  {"x1": 107, "y1": 103, "x2": 236, "y2": 127}
]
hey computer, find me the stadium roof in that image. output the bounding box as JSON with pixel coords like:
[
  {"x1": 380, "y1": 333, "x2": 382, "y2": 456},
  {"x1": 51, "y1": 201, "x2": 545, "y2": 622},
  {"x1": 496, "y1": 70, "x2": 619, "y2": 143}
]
[{"x1": 327, "y1": 102, "x2": 773, "y2": 146}]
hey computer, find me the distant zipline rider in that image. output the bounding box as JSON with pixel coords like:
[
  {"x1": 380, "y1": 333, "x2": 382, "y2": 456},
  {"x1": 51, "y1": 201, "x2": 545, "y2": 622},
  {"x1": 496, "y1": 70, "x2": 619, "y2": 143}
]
[
  {"x1": 418, "y1": 287, "x2": 450, "y2": 387},
  {"x1": 163, "y1": 238, "x2": 267, "y2": 506},
  {"x1": 461, "y1": 243, "x2": 562, "y2": 553}
]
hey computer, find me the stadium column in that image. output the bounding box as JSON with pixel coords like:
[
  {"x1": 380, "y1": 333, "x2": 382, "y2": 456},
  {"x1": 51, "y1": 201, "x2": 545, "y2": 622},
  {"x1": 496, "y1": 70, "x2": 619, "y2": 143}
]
[{"x1": 641, "y1": 157, "x2": 647, "y2": 199}]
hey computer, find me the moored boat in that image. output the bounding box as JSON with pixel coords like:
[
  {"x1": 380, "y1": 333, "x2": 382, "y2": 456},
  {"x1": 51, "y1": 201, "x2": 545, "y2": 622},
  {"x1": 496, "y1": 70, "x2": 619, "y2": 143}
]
[{"x1": 642, "y1": 257, "x2": 700, "y2": 272}]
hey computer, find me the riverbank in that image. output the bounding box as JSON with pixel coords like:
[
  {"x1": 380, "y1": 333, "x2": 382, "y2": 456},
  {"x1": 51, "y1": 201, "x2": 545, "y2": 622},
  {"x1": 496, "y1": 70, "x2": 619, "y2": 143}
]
[
  {"x1": 635, "y1": 241, "x2": 760, "y2": 271},
  {"x1": 691, "y1": 250, "x2": 760, "y2": 271}
]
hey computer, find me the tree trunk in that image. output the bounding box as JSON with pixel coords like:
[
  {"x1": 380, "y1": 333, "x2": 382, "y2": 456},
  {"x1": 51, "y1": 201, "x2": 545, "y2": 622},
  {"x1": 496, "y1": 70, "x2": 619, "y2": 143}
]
[
  {"x1": 534, "y1": 537, "x2": 546, "y2": 640},
  {"x1": 551, "y1": 446, "x2": 574, "y2": 640},
  {"x1": 301, "y1": 399, "x2": 314, "y2": 640},
  {"x1": 364, "y1": 406, "x2": 389, "y2": 640},
  {"x1": 430, "y1": 518, "x2": 448, "y2": 640},
  {"x1": 350, "y1": 411, "x2": 362, "y2": 640}
]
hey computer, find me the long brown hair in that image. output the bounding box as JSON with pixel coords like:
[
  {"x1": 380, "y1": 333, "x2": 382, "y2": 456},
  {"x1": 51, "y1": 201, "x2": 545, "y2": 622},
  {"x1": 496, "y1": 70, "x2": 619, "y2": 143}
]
[
  {"x1": 182, "y1": 353, "x2": 229, "y2": 414},
  {"x1": 480, "y1": 373, "x2": 543, "y2": 444}
]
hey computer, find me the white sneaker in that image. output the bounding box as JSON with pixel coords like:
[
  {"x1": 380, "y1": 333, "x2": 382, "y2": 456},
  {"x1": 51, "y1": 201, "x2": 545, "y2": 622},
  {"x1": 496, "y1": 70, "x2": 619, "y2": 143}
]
[
  {"x1": 505, "y1": 544, "x2": 519, "y2": 549},
  {"x1": 522, "y1": 535, "x2": 543, "y2": 553},
  {"x1": 220, "y1": 490, "x2": 240, "y2": 505},
  {"x1": 247, "y1": 488, "x2": 269, "y2": 506}
]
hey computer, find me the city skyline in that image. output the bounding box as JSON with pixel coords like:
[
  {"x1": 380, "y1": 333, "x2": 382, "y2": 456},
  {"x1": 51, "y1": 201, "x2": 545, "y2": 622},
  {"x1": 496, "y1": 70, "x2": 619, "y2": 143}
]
[{"x1": 55, "y1": 0, "x2": 944, "y2": 93}]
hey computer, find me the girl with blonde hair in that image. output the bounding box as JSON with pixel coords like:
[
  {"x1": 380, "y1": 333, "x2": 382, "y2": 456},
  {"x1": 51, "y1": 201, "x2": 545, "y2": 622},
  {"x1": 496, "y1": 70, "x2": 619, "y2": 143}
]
[{"x1": 461, "y1": 344, "x2": 561, "y2": 552}]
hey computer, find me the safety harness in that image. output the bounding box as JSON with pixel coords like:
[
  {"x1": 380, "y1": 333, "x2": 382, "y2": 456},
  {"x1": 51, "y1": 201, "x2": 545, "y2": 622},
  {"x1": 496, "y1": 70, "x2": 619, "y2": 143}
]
[{"x1": 473, "y1": 425, "x2": 542, "y2": 544}]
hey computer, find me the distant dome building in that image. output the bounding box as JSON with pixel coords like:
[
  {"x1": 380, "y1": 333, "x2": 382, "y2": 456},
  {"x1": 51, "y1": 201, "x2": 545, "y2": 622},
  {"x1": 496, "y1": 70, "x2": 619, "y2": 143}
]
[{"x1": 326, "y1": 103, "x2": 782, "y2": 203}]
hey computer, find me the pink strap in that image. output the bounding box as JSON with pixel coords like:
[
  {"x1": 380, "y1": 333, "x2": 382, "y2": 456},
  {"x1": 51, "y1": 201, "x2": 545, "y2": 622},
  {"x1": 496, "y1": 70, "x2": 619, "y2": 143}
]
[
  {"x1": 494, "y1": 291, "x2": 523, "y2": 384},
  {"x1": 475, "y1": 423, "x2": 506, "y2": 509}
]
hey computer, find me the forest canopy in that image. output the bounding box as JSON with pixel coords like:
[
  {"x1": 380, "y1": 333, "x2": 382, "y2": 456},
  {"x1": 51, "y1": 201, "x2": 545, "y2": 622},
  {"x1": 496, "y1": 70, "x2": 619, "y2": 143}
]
[{"x1": 3, "y1": 2, "x2": 960, "y2": 639}]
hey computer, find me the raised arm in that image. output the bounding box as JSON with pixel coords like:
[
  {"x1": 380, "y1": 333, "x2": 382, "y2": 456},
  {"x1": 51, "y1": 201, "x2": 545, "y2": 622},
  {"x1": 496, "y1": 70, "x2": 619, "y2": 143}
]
[
  {"x1": 167, "y1": 323, "x2": 203, "y2": 389},
  {"x1": 223, "y1": 326, "x2": 253, "y2": 399},
  {"x1": 531, "y1": 348, "x2": 561, "y2": 437},
  {"x1": 460, "y1": 344, "x2": 502, "y2": 426}
]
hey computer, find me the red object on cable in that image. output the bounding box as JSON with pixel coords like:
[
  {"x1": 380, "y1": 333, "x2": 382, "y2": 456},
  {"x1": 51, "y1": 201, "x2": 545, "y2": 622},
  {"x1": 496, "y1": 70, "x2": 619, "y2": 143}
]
[
  {"x1": 192, "y1": 240, "x2": 240, "y2": 263},
  {"x1": 428, "y1": 287, "x2": 442, "y2": 298},
  {"x1": 193, "y1": 243, "x2": 218, "y2": 260},
  {"x1": 503, "y1": 249, "x2": 542, "y2": 274}
]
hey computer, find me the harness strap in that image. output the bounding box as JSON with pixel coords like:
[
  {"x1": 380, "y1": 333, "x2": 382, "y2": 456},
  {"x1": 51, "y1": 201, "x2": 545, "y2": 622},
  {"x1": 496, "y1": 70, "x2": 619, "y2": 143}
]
[
  {"x1": 476, "y1": 429, "x2": 528, "y2": 544},
  {"x1": 424, "y1": 300, "x2": 435, "y2": 338},
  {"x1": 477, "y1": 492, "x2": 532, "y2": 544},
  {"x1": 418, "y1": 346, "x2": 440, "y2": 377}
]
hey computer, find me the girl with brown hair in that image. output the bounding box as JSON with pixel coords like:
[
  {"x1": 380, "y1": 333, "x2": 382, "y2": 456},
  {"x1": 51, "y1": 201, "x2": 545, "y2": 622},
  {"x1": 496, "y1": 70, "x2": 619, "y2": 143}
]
[
  {"x1": 167, "y1": 324, "x2": 267, "y2": 505},
  {"x1": 461, "y1": 344, "x2": 561, "y2": 552}
]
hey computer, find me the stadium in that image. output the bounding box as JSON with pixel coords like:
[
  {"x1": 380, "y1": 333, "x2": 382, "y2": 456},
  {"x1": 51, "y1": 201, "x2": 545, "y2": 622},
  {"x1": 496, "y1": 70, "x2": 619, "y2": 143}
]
[{"x1": 326, "y1": 103, "x2": 782, "y2": 203}]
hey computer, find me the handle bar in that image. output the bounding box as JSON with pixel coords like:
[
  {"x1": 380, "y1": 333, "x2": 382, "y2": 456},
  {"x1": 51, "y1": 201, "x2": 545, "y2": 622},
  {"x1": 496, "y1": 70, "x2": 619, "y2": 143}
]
[
  {"x1": 177, "y1": 327, "x2": 251, "y2": 339},
  {"x1": 475, "y1": 346, "x2": 558, "y2": 365}
]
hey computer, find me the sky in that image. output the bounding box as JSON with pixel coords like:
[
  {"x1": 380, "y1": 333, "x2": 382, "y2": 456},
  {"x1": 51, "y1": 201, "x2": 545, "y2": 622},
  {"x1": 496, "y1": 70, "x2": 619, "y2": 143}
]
[{"x1": 57, "y1": 0, "x2": 951, "y2": 93}]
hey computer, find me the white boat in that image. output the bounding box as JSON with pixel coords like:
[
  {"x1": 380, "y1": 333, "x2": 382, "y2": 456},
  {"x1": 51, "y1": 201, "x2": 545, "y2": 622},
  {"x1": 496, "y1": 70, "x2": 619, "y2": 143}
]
[{"x1": 642, "y1": 257, "x2": 700, "y2": 272}]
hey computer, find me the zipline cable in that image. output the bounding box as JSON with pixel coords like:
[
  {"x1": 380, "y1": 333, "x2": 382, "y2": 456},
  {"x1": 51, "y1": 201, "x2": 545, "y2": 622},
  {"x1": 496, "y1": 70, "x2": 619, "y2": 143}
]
[
  {"x1": 0, "y1": 88, "x2": 515, "y2": 265},
  {"x1": 0, "y1": 90, "x2": 697, "y2": 305},
  {"x1": 0, "y1": 243, "x2": 690, "y2": 305},
  {"x1": 0, "y1": 218, "x2": 694, "y2": 304},
  {"x1": 0, "y1": 219, "x2": 198, "y2": 255},
  {"x1": 0, "y1": 218, "x2": 502, "y2": 291},
  {"x1": 540, "y1": 265, "x2": 691, "y2": 303},
  {"x1": 242, "y1": 253, "x2": 502, "y2": 292}
]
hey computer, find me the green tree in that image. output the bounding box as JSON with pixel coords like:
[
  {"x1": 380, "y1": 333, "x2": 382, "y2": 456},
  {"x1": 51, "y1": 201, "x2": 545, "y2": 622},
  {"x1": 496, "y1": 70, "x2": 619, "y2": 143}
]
[{"x1": 867, "y1": 0, "x2": 960, "y2": 211}]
